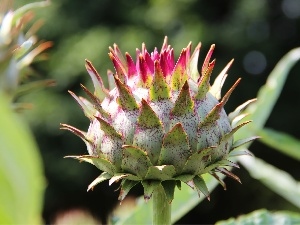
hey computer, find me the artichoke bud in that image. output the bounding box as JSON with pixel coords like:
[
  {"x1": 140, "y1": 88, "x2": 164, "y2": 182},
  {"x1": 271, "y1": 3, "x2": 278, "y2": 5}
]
[{"x1": 61, "y1": 37, "x2": 258, "y2": 202}]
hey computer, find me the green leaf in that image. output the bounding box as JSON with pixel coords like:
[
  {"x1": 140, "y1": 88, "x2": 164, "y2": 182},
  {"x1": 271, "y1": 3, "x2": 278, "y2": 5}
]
[
  {"x1": 216, "y1": 209, "x2": 300, "y2": 225},
  {"x1": 0, "y1": 94, "x2": 45, "y2": 224},
  {"x1": 242, "y1": 47, "x2": 300, "y2": 139},
  {"x1": 239, "y1": 155, "x2": 300, "y2": 209},
  {"x1": 13, "y1": 40, "x2": 33, "y2": 59},
  {"x1": 14, "y1": 79, "x2": 56, "y2": 100},
  {"x1": 258, "y1": 128, "x2": 300, "y2": 161}
]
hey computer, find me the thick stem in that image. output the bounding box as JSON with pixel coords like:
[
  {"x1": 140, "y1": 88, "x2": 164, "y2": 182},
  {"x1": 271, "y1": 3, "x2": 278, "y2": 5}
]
[{"x1": 152, "y1": 184, "x2": 171, "y2": 225}]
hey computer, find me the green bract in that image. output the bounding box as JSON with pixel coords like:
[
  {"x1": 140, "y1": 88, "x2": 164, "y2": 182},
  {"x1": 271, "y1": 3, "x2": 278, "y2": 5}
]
[{"x1": 61, "y1": 37, "x2": 257, "y2": 202}]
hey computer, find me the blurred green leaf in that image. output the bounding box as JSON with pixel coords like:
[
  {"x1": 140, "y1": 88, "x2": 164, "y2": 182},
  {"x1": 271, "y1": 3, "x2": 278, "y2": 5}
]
[
  {"x1": 14, "y1": 79, "x2": 56, "y2": 100},
  {"x1": 216, "y1": 209, "x2": 300, "y2": 225},
  {"x1": 12, "y1": 1, "x2": 50, "y2": 25},
  {"x1": 0, "y1": 94, "x2": 45, "y2": 224},
  {"x1": 258, "y1": 128, "x2": 300, "y2": 161},
  {"x1": 239, "y1": 155, "x2": 300, "y2": 209},
  {"x1": 13, "y1": 40, "x2": 33, "y2": 60},
  {"x1": 244, "y1": 47, "x2": 300, "y2": 136},
  {"x1": 233, "y1": 47, "x2": 300, "y2": 210}
]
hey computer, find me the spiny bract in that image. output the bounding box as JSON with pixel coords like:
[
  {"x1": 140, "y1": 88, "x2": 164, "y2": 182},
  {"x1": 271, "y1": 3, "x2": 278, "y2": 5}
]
[{"x1": 61, "y1": 37, "x2": 257, "y2": 203}]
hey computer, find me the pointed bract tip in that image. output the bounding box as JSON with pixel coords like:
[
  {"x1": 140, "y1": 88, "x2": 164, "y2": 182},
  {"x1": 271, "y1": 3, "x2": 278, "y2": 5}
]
[
  {"x1": 67, "y1": 90, "x2": 74, "y2": 96},
  {"x1": 187, "y1": 41, "x2": 192, "y2": 48},
  {"x1": 186, "y1": 180, "x2": 195, "y2": 189},
  {"x1": 142, "y1": 42, "x2": 147, "y2": 53},
  {"x1": 174, "y1": 48, "x2": 187, "y2": 71},
  {"x1": 63, "y1": 155, "x2": 79, "y2": 160},
  {"x1": 164, "y1": 36, "x2": 168, "y2": 43},
  {"x1": 108, "y1": 52, "x2": 114, "y2": 60},
  {"x1": 85, "y1": 59, "x2": 93, "y2": 70},
  {"x1": 217, "y1": 168, "x2": 241, "y2": 184},
  {"x1": 203, "y1": 44, "x2": 215, "y2": 70},
  {"x1": 60, "y1": 123, "x2": 87, "y2": 139},
  {"x1": 196, "y1": 42, "x2": 202, "y2": 49},
  {"x1": 161, "y1": 36, "x2": 168, "y2": 52},
  {"x1": 211, "y1": 172, "x2": 227, "y2": 190},
  {"x1": 221, "y1": 78, "x2": 242, "y2": 105}
]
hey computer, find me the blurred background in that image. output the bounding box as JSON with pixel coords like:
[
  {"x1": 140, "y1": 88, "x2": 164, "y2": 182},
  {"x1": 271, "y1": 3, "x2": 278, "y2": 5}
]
[{"x1": 12, "y1": 0, "x2": 300, "y2": 223}]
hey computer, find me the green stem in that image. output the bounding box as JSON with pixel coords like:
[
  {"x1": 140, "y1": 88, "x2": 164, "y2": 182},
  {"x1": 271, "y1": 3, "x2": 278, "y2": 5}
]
[{"x1": 152, "y1": 184, "x2": 171, "y2": 225}]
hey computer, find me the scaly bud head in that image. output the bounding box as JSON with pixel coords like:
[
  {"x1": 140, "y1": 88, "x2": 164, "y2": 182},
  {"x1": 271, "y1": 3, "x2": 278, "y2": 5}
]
[{"x1": 62, "y1": 37, "x2": 258, "y2": 202}]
